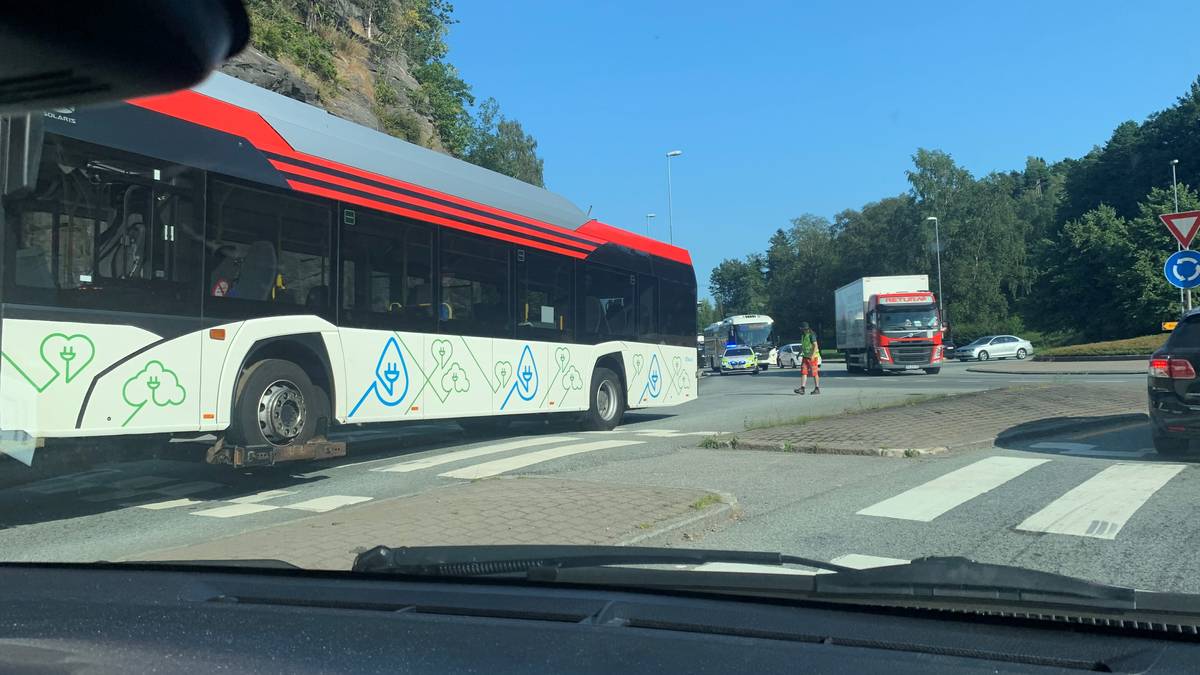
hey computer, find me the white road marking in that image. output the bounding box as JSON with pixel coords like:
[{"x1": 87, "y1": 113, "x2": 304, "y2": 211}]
[
  {"x1": 627, "y1": 429, "x2": 718, "y2": 438},
  {"x1": 1016, "y1": 463, "x2": 1185, "y2": 539},
  {"x1": 136, "y1": 498, "x2": 202, "y2": 510},
  {"x1": 156, "y1": 481, "x2": 224, "y2": 497},
  {"x1": 440, "y1": 440, "x2": 644, "y2": 479},
  {"x1": 191, "y1": 503, "x2": 279, "y2": 518},
  {"x1": 229, "y1": 489, "x2": 296, "y2": 504},
  {"x1": 374, "y1": 436, "x2": 579, "y2": 473},
  {"x1": 283, "y1": 495, "x2": 373, "y2": 513},
  {"x1": 830, "y1": 554, "x2": 910, "y2": 569},
  {"x1": 1030, "y1": 442, "x2": 1095, "y2": 452},
  {"x1": 857, "y1": 456, "x2": 1049, "y2": 522}
]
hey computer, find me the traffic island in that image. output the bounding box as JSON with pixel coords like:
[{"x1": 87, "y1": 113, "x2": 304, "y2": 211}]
[
  {"x1": 706, "y1": 384, "x2": 1145, "y2": 457},
  {"x1": 128, "y1": 477, "x2": 739, "y2": 569}
]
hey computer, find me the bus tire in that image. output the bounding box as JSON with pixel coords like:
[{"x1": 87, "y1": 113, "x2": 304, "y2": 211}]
[
  {"x1": 583, "y1": 367, "x2": 624, "y2": 431},
  {"x1": 228, "y1": 359, "x2": 327, "y2": 448}
]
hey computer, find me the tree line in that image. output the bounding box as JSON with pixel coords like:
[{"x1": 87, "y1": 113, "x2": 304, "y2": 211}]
[{"x1": 704, "y1": 77, "x2": 1200, "y2": 347}]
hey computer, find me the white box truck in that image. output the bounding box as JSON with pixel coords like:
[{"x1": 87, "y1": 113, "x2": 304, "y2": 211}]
[{"x1": 834, "y1": 275, "x2": 945, "y2": 374}]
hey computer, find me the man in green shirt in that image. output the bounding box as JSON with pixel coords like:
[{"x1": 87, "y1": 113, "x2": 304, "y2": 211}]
[{"x1": 793, "y1": 323, "x2": 821, "y2": 395}]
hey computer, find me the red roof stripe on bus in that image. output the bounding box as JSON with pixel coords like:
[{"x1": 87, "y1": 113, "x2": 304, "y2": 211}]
[
  {"x1": 286, "y1": 180, "x2": 589, "y2": 259},
  {"x1": 576, "y1": 220, "x2": 692, "y2": 265},
  {"x1": 130, "y1": 90, "x2": 294, "y2": 154},
  {"x1": 281, "y1": 151, "x2": 605, "y2": 246},
  {"x1": 270, "y1": 159, "x2": 595, "y2": 254}
]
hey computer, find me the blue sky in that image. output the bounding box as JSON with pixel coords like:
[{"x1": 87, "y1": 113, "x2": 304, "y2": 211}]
[{"x1": 447, "y1": 1, "x2": 1200, "y2": 297}]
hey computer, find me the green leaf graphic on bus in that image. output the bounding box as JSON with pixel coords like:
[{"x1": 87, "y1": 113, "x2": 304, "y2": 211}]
[
  {"x1": 494, "y1": 361, "x2": 512, "y2": 388},
  {"x1": 554, "y1": 347, "x2": 571, "y2": 371},
  {"x1": 441, "y1": 363, "x2": 470, "y2": 394},
  {"x1": 122, "y1": 361, "x2": 186, "y2": 410},
  {"x1": 562, "y1": 366, "x2": 583, "y2": 392},
  {"x1": 431, "y1": 339, "x2": 453, "y2": 369},
  {"x1": 40, "y1": 333, "x2": 95, "y2": 384}
]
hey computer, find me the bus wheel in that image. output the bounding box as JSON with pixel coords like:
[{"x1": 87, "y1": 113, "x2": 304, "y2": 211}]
[
  {"x1": 229, "y1": 359, "x2": 327, "y2": 448},
  {"x1": 584, "y1": 367, "x2": 625, "y2": 431}
]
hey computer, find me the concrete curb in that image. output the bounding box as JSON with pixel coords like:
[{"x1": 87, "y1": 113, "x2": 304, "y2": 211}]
[
  {"x1": 706, "y1": 412, "x2": 1148, "y2": 459},
  {"x1": 1034, "y1": 354, "x2": 1150, "y2": 362},
  {"x1": 965, "y1": 366, "x2": 1142, "y2": 375},
  {"x1": 619, "y1": 491, "x2": 741, "y2": 546}
]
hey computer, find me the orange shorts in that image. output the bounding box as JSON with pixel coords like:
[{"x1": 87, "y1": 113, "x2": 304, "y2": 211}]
[{"x1": 801, "y1": 357, "x2": 819, "y2": 376}]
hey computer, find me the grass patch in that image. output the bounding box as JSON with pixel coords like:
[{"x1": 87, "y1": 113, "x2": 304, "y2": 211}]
[
  {"x1": 744, "y1": 415, "x2": 818, "y2": 431},
  {"x1": 1042, "y1": 333, "x2": 1168, "y2": 357},
  {"x1": 636, "y1": 522, "x2": 652, "y2": 530},
  {"x1": 690, "y1": 494, "x2": 723, "y2": 510},
  {"x1": 698, "y1": 436, "x2": 722, "y2": 449}
]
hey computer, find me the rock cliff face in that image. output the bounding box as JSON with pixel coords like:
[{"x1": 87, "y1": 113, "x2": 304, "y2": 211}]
[{"x1": 219, "y1": 0, "x2": 446, "y2": 153}]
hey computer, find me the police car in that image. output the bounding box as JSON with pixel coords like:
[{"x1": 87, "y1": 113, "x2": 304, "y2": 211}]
[{"x1": 719, "y1": 346, "x2": 760, "y2": 375}]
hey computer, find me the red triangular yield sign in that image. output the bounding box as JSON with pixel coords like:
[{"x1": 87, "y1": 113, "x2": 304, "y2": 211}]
[{"x1": 1160, "y1": 210, "x2": 1200, "y2": 248}]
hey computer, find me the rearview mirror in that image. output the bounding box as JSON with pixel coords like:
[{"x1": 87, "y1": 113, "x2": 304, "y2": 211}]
[{"x1": 0, "y1": 1, "x2": 249, "y2": 114}]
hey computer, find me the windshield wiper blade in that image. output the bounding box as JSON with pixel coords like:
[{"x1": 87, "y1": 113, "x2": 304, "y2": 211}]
[
  {"x1": 810, "y1": 556, "x2": 1135, "y2": 606},
  {"x1": 351, "y1": 545, "x2": 856, "y2": 577}
]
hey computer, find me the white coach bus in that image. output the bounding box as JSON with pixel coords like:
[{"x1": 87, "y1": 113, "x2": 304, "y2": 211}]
[{"x1": 0, "y1": 73, "x2": 697, "y2": 468}]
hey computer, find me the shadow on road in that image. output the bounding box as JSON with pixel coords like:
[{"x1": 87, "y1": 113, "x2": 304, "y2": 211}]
[
  {"x1": 990, "y1": 413, "x2": 1189, "y2": 462},
  {"x1": 0, "y1": 410, "x2": 695, "y2": 529}
]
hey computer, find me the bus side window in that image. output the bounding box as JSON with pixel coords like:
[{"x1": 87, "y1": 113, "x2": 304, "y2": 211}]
[
  {"x1": 517, "y1": 249, "x2": 573, "y2": 342},
  {"x1": 580, "y1": 263, "x2": 636, "y2": 344},
  {"x1": 339, "y1": 211, "x2": 434, "y2": 333}
]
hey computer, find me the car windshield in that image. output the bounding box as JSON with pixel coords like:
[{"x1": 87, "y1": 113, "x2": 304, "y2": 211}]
[{"x1": 4, "y1": 0, "x2": 1200, "y2": 620}]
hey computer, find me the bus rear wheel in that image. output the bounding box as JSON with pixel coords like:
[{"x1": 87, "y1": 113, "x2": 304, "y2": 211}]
[
  {"x1": 583, "y1": 367, "x2": 625, "y2": 431},
  {"x1": 228, "y1": 359, "x2": 327, "y2": 448}
]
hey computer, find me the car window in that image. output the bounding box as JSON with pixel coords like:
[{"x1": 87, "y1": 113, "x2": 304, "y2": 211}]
[
  {"x1": 725, "y1": 347, "x2": 752, "y2": 356},
  {"x1": 1169, "y1": 318, "x2": 1200, "y2": 347}
]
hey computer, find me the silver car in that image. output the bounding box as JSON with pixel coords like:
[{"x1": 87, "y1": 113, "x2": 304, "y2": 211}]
[
  {"x1": 955, "y1": 335, "x2": 1034, "y2": 361},
  {"x1": 777, "y1": 343, "x2": 803, "y2": 368}
]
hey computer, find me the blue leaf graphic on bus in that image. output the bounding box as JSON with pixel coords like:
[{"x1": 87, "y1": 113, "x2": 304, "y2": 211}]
[
  {"x1": 647, "y1": 354, "x2": 663, "y2": 398},
  {"x1": 500, "y1": 345, "x2": 538, "y2": 410},
  {"x1": 349, "y1": 337, "x2": 409, "y2": 418}
]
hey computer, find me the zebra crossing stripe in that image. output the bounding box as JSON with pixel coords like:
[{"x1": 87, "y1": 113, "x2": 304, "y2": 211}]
[
  {"x1": 374, "y1": 436, "x2": 579, "y2": 473},
  {"x1": 440, "y1": 440, "x2": 643, "y2": 479},
  {"x1": 857, "y1": 456, "x2": 1048, "y2": 522},
  {"x1": 1016, "y1": 463, "x2": 1185, "y2": 539}
]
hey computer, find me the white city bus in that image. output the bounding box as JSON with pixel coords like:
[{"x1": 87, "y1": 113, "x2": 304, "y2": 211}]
[
  {"x1": 702, "y1": 315, "x2": 777, "y2": 371},
  {"x1": 0, "y1": 74, "x2": 697, "y2": 469}
]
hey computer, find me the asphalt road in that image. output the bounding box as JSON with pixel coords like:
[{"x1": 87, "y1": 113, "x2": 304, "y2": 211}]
[{"x1": 2, "y1": 358, "x2": 1171, "y2": 595}]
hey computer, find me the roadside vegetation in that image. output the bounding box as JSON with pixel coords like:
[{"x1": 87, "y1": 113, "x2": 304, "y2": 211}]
[
  {"x1": 1041, "y1": 333, "x2": 1169, "y2": 357},
  {"x1": 700, "y1": 78, "x2": 1200, "y2": 349},
  {"x1": 243, "y1": 0, "x2": 544, "y2": 186}
]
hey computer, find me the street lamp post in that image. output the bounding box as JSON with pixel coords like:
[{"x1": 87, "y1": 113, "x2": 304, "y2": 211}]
[
  {"x1": 666, "y1": 150, "x2": 682, "y2": 245},
  {"x1": 925, "y1": 216, "x2": 945, "y2": 324},
  {"x1": 644, "y1": 213, "x2": 656, "y2": 237}
]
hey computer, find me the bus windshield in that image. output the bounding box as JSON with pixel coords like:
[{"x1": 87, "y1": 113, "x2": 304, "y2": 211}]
[{"x1": 731, "y1": 322, "x2": 772, "y2": 346}]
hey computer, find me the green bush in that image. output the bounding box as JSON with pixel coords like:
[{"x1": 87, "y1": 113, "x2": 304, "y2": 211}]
[
  {"x1": 375, "y1": 79, "x2": 399, "y2": 107},
  {"x1": 245, "y1": 0, "x2": 338, "y2": 83},
  {"x1": 1042, "y1": 334, "x2": 1168, "y2": 357}
]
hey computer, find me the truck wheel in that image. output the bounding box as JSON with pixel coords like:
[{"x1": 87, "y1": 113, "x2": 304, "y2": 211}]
[
  {"x1": 228, "y1": 359, "x2": 327, "y2": 448},
  {"x1": 583, "y1": 367, "x2": 624, "y2": 431},
  {"x1": 923, "y1": 367, "x2": 941, "y2": 375}
]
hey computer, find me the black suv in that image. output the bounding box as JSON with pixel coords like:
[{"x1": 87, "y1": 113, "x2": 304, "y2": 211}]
[{"x1": 1148, "y1": 311, "x2": 1200, "y2": 454}]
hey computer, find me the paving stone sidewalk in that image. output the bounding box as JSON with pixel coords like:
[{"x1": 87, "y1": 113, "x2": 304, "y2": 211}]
[
  {"x1": 965, "y1": 358, "x2": 1144, "y2": 375},
  {"x1": 130, "y1": 477, "x2": 733, "y2": 570},
  {"x1": 726, "y1": 384, "x2": 1145, "y2": 456}
]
